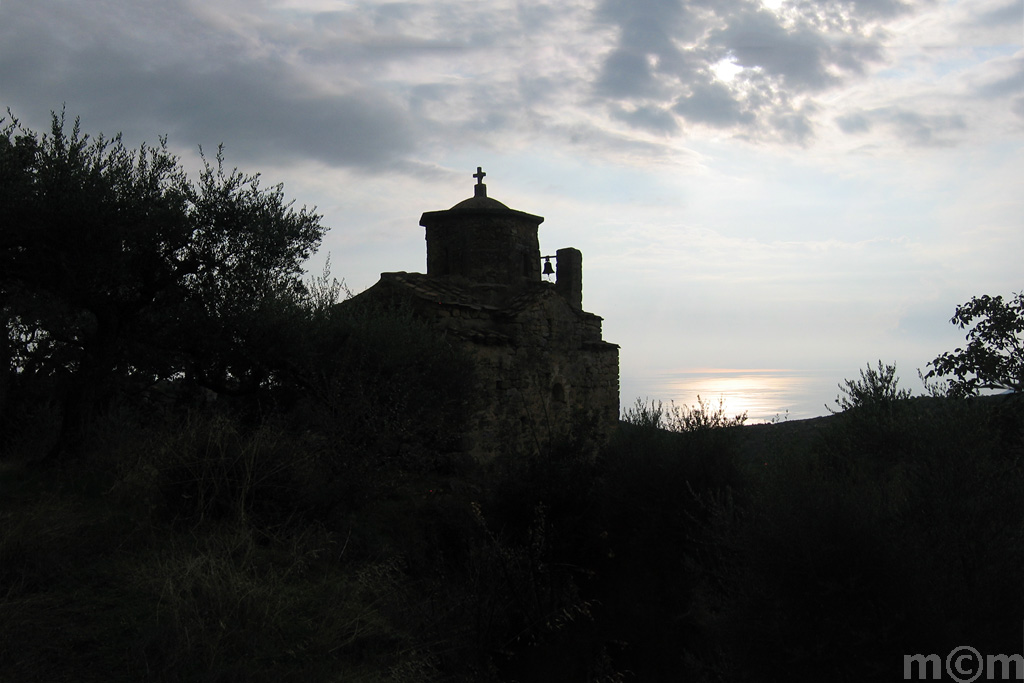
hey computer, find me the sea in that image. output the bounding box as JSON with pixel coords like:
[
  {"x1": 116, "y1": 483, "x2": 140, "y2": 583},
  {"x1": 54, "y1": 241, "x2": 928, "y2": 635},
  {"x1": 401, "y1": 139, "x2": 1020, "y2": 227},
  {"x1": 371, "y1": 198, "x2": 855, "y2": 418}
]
[{"x1": 620, "y1": 369, "x2": 849, "y2": 424}]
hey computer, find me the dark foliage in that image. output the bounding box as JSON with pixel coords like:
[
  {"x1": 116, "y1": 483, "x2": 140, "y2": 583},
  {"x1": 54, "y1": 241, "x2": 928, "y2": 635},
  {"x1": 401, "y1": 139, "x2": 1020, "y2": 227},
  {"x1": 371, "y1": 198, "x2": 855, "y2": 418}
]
[
  {"x1": 928, "y1": 292, "x2": 1024, "y2": 397},
  {"x1": 0, "y1": 110, "x2": 325, "y2": 461},
  {"x1": 4, "y1": 362, "x2": 1024, "y2": 683},
  {"x1": 692, "y1": 393, "x2": 1024, "y2": 682}
]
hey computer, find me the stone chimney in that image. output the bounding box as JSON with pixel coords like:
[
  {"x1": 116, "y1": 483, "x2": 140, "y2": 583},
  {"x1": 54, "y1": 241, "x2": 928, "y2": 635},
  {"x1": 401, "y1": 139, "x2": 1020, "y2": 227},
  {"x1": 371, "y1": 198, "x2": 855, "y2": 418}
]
[{"x1": 555, "y1": 247, "x2": 582, "y2": 310}]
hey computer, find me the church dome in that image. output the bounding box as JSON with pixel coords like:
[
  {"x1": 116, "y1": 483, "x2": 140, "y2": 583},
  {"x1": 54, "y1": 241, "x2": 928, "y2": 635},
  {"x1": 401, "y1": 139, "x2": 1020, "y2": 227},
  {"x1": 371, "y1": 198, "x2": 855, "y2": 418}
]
[
  {"x1": 447, "y1": 167, "x2": 512, "y2": 211},
  {"x1": 449, "y1": 194, "x2": 511, "y2": 211}
]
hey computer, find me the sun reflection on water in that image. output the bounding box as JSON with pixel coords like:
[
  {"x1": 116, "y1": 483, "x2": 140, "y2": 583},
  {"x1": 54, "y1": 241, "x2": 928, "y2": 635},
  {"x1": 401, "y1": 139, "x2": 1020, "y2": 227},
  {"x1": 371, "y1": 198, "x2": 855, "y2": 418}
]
[{"x1": 622, "y1": 369, "x2": 840, "y2": 423}]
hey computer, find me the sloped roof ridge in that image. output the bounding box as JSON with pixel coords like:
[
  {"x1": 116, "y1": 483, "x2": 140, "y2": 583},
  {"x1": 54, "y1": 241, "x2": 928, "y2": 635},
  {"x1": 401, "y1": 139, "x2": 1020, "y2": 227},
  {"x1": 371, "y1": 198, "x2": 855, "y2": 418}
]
[{"x1": 380, "y1": 272, "x2": 494, "y2": 308}]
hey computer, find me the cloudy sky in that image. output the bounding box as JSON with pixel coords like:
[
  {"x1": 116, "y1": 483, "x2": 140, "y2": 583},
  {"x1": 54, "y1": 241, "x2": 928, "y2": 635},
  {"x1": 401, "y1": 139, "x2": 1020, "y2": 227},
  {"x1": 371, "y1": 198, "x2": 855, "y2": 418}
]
[{"x1": 3, "y1": 0, "x2": 1021, "y2": 420}]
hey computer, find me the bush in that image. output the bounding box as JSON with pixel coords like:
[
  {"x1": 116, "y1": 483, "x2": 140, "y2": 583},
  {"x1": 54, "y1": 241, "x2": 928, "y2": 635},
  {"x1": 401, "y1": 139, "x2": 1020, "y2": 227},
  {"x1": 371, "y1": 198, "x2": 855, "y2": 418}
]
[
  {"x1": 825, "y1": 361, "x2": 916, "y2": 459},
  {"x1": 622, "y1": 396, "x2": 747, "y2": 432},
  {"x1": 831, "y1": 360, "x2": 912, "y2": 413}
]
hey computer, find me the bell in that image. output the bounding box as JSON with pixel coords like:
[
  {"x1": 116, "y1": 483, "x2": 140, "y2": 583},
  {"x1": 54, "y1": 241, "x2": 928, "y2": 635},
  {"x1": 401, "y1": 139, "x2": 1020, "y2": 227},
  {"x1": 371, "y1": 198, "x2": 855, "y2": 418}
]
[{"x1": 542, "y1": 258, "x2": 555, "y2": 276}]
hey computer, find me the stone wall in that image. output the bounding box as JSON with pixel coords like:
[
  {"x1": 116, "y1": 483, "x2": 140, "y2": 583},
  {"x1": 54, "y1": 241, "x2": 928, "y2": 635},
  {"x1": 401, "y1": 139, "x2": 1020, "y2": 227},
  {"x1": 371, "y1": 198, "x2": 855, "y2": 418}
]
[
  {"x1": 409, "y1": 282, "x2": 619, "y2": 459},
  {"x1": 348, "y1": 267, "x2": 619, "y2": 460}
]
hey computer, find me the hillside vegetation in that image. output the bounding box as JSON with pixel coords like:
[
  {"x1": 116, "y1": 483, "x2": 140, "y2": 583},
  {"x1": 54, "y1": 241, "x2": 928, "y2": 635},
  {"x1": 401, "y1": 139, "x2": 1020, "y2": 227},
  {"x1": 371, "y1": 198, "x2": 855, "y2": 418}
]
[{"x1": 2, "y1": 376, "x2": 1022, "y2": 681}]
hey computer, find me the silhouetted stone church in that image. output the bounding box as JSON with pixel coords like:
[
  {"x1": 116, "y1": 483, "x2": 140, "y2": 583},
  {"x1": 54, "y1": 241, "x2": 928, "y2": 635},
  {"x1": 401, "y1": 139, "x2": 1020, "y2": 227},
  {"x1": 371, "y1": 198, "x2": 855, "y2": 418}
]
[{"x1": 353, "y1": 168, "x2": 619, "y2": 459}]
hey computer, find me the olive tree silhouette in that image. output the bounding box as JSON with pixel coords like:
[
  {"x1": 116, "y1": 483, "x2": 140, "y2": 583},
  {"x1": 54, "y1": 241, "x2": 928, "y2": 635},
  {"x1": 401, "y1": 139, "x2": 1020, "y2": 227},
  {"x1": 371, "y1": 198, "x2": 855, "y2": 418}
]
[{"x1": 0, "y1": 110, "x2": 325, "y2": 461}]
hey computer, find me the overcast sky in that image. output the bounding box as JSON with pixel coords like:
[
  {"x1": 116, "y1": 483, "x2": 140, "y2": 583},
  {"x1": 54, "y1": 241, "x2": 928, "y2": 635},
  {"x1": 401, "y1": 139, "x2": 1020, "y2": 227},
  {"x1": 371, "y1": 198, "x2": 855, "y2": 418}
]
[{"x1": 3, "y1": 0, "x2": 1021, "y2": 420}]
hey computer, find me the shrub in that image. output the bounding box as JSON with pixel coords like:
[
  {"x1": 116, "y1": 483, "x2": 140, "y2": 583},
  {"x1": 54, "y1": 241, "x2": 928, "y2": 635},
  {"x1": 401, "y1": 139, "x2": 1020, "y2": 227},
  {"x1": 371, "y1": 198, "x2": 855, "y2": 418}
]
[
  {"x1": 622, "y1": 396, "x2": 747, "y2": 432},
  {"x1": 831, "y1": 360, "x2": 912, "y2": 413}
]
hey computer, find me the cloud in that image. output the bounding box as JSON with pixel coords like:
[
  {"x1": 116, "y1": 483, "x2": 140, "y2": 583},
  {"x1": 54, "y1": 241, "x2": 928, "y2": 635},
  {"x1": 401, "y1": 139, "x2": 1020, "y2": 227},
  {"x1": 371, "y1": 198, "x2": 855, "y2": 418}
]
[
  {"x1": 674, "y1": 80, "x2": 756, "y2": 127},
  {"x1": 0, "y1": 0, "x2": 1015, "y2": 166},
  {"x1": 836, "y1": 112, "x2": 872, "y2": 133},
  {"x1": 611, "y1": 104, "x2": 681, "y2": 133},
  {"x1": 590, "y1": 0, "x2": 894, "y2": 144},
  {"x1": 711, "y1": 7, "x2": 880, "y2": 92},
  {"x1": 770, "y1": 107, "x2": 817, "y2": 144},
  {"x1": 1013, "y1": 97, "x2": 1024, "y2": 119},
  {"x1": 973, "y1": 56, "x2": 1024, "y2": 99},
  {"x1": 787, "y1": 0, "x2": 914, "y2": 22},
  {"x1": 302, "y1": 5, "x2": 494, "y2": 66},
  {"x1": 595, "y1": 0, "x2": 706, "y2": 58},
  {"x1": 836, "y1": 106, "x2": 967, "y2": 146},
  {"x1": 967, "y1": 0, "x2": 1024, "y2": 28},
  {"x1": 595, "y1": 50, "x2": 665, "y2": 99},
  {"x1": 0, "y1": 0, "x2": 419, "y2": 169}
]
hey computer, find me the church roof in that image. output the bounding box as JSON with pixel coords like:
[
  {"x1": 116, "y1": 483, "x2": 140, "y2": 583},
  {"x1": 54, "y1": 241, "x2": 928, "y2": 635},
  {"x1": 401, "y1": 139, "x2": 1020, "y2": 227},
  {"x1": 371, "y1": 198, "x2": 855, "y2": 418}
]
[
  {"x1": 375, "y1": 272, "x2": 606, "y2": 322},
  {"x1": 377, "y1": 271, "x2": 496, "y2": 310}
]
